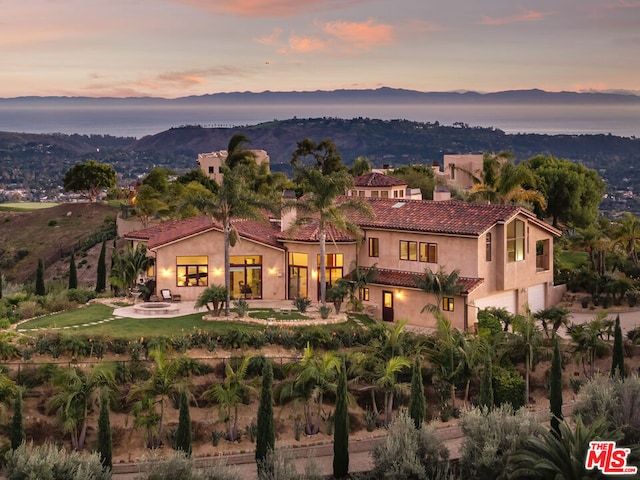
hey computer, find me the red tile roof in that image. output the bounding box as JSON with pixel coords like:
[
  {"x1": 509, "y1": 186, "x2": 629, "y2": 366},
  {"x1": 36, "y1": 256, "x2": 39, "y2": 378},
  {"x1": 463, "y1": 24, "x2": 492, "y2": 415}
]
[
  {"x1": 124, "y1": 215, "x2": 283, "y2": 250},
  {"x1": 354, "y1": 172, "x2": 407, "y2": 188},
  {"x1": 277, "y1": 223, "x2": 356, "y2": 243},
  {"x1": 353, "y1": 267, "x2": 484, "y2": 294},
  {"x1": 352, "y1": 198, "x2": 543, "y2": 236}
]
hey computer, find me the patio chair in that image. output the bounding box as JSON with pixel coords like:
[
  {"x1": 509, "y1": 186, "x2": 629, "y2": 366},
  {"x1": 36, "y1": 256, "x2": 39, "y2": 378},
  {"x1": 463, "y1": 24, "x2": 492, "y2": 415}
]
[{"x1": 160, "y1": 289, "x2": 181, "y2": 303}]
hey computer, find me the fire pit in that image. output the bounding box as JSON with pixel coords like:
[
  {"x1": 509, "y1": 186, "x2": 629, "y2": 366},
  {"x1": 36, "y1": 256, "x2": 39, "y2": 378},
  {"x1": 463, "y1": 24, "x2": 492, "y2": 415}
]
[{"x1": 133, "y1": 302, "x2": 180, "y2": 316}]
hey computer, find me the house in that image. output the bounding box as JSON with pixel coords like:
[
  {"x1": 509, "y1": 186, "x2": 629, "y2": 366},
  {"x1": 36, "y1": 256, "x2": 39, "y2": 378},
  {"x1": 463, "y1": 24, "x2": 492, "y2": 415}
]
[
  {"x1": 124, "y1": 197, "x2": 563, "y2": 331},
  {"x1": 347, "y1": 172, "x2": 422, "y2": 200},
  {"x1": 432, "y1": 154, "x2": 484, "y2": 190},
  {"x1": 197, "y1": 149, "x2": 270, "y2": 184}
]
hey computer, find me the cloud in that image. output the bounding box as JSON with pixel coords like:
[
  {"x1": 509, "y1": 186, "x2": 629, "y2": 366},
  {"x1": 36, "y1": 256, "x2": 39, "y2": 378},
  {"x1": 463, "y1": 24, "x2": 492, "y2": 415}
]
[
  {"x1": 604, "y1": 0, "x2": 640, "y2": 9},
  {"x1": 321, "y1": 18, "x2": 395, "y2": 50},
  {"x1": 256, "y1": 28, "x2": 284, "y2": 46},
  {"x1": 286, "y1": 34, "x2": 329, "y2": 53},
  {"x1": 479, "y1": 9, "x2": 549, "y2": 26},
  {"x1": 172, "y1": 0, "x2": 365, "y2": 18}
]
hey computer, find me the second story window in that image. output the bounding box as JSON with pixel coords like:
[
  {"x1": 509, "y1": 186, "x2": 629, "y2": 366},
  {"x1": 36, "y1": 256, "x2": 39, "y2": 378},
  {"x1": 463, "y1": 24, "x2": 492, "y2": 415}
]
[
  {"x1": 400, "y1": 240, "x2": 417, "y2": 261},
  {"x1": 507, "y1": 219, "x2": 525, "y2": 262},
  {"x1": 420, "y1": 242, "x2": 437, "y2": 263},
  {"x1": 369, "y1": 237, "x2": 379, "y2": 257},
  {"x1": 486, "y1": 233, "x2": 492, "y2": 261},
  {"x1": 442, "y1": 297, "x2": 454, "y2": 311}
]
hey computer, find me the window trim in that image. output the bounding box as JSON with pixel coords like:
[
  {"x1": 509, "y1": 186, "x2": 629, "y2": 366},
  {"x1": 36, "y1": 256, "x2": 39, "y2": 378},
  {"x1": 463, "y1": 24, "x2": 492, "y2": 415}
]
[
  {"x1": 368, "y1": 237, "x2": 379, "y2": 257},
  {"x1": 419, "y1": 242, "x2": 438, "y2": 263},
  {"x1": 507, "y1": 219, "x2": 526, "y2": 262},
  {"x1": 400, "y1": 240, "x2": 417, "y2": 261},
  {"x1": 442, "y1": 297, "x2": 454, "y2": 311}
]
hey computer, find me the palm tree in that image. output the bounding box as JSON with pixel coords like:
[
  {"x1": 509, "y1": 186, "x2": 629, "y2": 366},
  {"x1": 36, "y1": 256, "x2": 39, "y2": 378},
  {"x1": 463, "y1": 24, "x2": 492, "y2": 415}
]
[
  {"x1": 612, "y1": 212, "x2": 640, "y2": 265},
  {"x1": 205, "y1": 135, "x2": 272, "y2": 316},
  {"x1": 415, "y1": 266, "x2": 463, "y2": 315},
  {"x1": 534, "y1": 305, "x2": 570, "y2": 338},
  {"x1": 279, "y1": 344, "x2": 340, "y2": 435},
  {"x1": 508, "y1": 310, "x2": 548, "y2": 405},
  {"x1": 464, "y1": 152, "x2": 546, "y2": 210},
  {"x1": 375, "y1": 356, "x2": 410, "y2": 427},
  {"x1": 287, "y1": 167, "x2": 372, "y2": 306},
  {"x1": 507, "y1": 415, "x2": 618, "y2": 480},
  {"x1": 427, "y1": 312, "x2": 465, "y2": 408},
  {"x1": 129, "y1": 350, "x2": 190, "y2": 448},
  {"x1": 567, "y1": 312, "x2": 611, "y2": 378},
  {"x1": 109, "y1": 243, "x2": 152, "y2": 295},
  {"x1": 202, "y1": 354, "x2": 256, "y2": 442},
  {"x1": 47, "y1": 364, "x2": 116, "y2": 451}
]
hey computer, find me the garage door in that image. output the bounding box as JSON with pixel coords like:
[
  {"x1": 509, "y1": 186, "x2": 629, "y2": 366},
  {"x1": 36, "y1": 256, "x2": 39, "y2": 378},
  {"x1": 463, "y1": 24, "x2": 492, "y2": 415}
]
[
  {"x1": 474, "y1": 290, "x2": 517, "y2": 314},
  {"x1": 527, "y1": 283, "x2": 546, "y2": 314}
]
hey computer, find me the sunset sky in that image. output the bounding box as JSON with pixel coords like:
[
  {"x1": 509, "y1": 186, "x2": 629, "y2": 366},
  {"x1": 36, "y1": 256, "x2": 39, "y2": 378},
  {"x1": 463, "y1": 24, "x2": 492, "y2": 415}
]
[{"x1": 2, "y1": 0, "x2": 639, "y2": 98}]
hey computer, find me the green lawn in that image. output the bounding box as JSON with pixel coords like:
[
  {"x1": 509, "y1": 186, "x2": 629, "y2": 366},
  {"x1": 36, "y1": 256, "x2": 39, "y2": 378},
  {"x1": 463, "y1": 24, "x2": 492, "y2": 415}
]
[
  {"x1": 0, "y1": 202, "x2": 60, "y2": 212},
  {"x1": 17, "y1": 304, "x2": 115, "y2": 330},
  {"x1": 557, "y1": 249, "x2": 589, "y2": 269}
]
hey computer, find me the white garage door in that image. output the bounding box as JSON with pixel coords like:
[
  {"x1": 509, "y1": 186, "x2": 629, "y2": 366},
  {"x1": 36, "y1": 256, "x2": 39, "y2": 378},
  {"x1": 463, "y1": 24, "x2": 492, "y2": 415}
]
[
  {"x1": 474, "y1": 290, "x2": 517, "y2": 315},
  {"x1": 527, "y1": 283, "x2": 546, "y2": 314}
]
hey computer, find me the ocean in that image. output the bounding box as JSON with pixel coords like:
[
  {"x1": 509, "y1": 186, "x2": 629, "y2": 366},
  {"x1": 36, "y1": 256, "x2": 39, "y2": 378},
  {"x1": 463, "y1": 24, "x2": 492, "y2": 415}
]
[{"x1": 0, "y1": 102, "x2": 638, "y2": 139}]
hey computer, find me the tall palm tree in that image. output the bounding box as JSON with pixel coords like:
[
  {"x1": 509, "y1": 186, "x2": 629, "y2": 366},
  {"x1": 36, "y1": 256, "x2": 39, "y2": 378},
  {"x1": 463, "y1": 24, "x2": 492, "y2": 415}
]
[
  {"x1": 129, "y1": 350, "x2": 190, "y2": 448},
  {"x1": 279, "y1": 344, "x2": 340, "y2": 435},
  {"x1": 427, "y1": 312, "x2": 465, "y2": 408},
  {"x1": 202, "y1": 354, "x2": 256, "y2": 442},
  {"x1": 508, "y1": 310, "x2": 548, "y2": 405},
  {"x1": 375, "y1": 355, "x2": 410, "y2": 426},
  {"x1": 206, "y1": 134, "x2": 273, "y2": 315},
  {"x1": 287, "y1": 167, "x2": 372, "y2": 306},
  {"x1": 415, "y1": 266, "x2": 463, "y2": 314},
  {"x1": 47, "y1": 364, "x2": 116, "y2": 451},
  {"x1": 109, "y1": 243, "x2": 152, "y2": 295}
]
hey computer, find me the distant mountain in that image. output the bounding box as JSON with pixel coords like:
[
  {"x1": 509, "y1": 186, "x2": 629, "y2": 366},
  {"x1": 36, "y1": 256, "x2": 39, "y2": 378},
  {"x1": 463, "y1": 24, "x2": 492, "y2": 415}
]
[{"x1": 2, "y1": 87, "x2": 639, "y2": 106}]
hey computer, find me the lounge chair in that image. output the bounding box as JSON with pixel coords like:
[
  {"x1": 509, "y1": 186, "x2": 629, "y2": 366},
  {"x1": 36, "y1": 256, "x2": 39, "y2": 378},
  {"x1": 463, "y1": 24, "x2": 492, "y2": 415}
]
[{"x1": 160, "y1": 289, "x2": 181, "y2": 302}]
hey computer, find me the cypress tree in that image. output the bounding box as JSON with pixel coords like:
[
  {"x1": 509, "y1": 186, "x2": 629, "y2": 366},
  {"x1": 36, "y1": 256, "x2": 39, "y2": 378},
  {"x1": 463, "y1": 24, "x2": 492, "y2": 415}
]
[
  {"x1": 479, "y1": 348, "x2": 494, "y2": 409},
  {"x1": 176, "y1": 389, "x2": 192, "y2": 457},
  {"x1": 256, "y1": 360, "x2": 275, "y2": 476},
  {"x1": 96, "y1": 240, "x2": 107, "y2": 293},
  {"x1": 408, "y1": 355, "x2": 426, "y2": 428},
  {"x1": 68, "y1": 252, "x2": 78, "y2": 290},
  {"x1": 611, "y1": 315, "x2": 625, "y2": 379},
  {"x1": 97, "y1": 392, "x2": 112, "y2": 470},
  {"x1": 549, "y1": 339, "x2": 563, "y2": 436},
  {"x1": 9, "y1": 390, "x2": 25, "y2": 450},
  {"x1": 333, "y1": 358, "x2": 349, "y2": 479},
  {"x1": 35, "y1": 258, "x2": 45, "y2": 296}
]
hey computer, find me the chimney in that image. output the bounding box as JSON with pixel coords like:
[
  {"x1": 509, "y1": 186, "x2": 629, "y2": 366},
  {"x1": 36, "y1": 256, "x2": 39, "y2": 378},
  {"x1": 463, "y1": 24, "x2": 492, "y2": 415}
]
[{"x1": 433, "y1": 185, "x2": 451, "y2": 201}]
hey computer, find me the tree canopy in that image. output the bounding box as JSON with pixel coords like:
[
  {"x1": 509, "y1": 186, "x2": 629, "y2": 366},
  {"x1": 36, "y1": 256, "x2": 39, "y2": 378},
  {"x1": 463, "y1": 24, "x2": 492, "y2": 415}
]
[{"x1": 63, "y1": 160, "x2": 116, "y2": 201}]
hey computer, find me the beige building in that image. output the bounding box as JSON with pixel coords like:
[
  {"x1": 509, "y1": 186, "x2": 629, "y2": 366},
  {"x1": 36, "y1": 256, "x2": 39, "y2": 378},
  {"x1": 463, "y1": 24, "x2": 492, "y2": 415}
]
[
  {"x1": 347, "y1": 172, "x2": 422, "y2": 200},
  {"x1": 433, "y1": 154, "x2": 484, "y2": 190},
  {"x1": 124, "y1": 197, "x2": 563, "y2": 331},
  {"x1": 197, "y1": 149, "x2": 270, "y2": 184}
]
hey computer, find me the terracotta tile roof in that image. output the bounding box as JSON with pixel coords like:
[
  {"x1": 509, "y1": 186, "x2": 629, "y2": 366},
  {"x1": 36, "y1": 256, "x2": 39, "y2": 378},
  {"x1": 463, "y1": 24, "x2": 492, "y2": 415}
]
[
  {"x1": 277, "y1": 223, "x2": 356, "y2": 243},
  {"x1": 354, "y1": 172, "x2": 407, "y2": 188},
  {"x1": 352, "y1": 267, "x2": 484, "y2": 294},
  {"x1": 351, "y1": 198, "x2": 531, "y2": 236},
  {"x1": 124, "y1": 215, "x2": 283, "y2": 250}
]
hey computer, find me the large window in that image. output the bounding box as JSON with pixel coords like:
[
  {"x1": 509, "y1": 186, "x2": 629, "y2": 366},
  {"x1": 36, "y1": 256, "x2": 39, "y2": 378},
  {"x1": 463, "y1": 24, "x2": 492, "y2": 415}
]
[
  {"x1": 507, "y1": 219, "x2": 525, "y2": 262},
  {"x1": 442, "y1": 297, "x2": 454, "y2": 311},
  {"x1": 400, "y1": 240, "x2": 417, "y2": 261},
  {"x1": 419, "y1": 242, "x2": 437, "y2": 263},
  {"x1": 369, "y1": 237, "x2": 379, "y2": 257},
  {"x1": 317, "y1": 254, "x2": 344, "y2": 300},
  {"x1": 230, "y1": 255, "x2": 262, "y2": 299},
  {"x1": 288, "y1": 252, "x2": 308, "y2": 299},
  {"x1": 536, "y1": 239, "x2": 550, "y2": 271},
  {"x1": 176, "y1": 256, "x2": 208, "y2": 287}
]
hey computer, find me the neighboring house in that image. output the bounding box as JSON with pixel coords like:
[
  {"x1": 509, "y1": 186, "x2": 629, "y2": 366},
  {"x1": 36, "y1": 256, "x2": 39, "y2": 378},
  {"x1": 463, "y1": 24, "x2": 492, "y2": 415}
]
[
  {"x1": 432, "y1": 154, "x2": 484, "y2": 190},
  {"x1": 124, "y1": 197, "x2": 562, "y2": 331},
  {"x1": 347, "y1": 172, "x2": 422, "y2": 200},
  {"x1": 197, "y1": 149, "x2": 270, "y2": 184}
]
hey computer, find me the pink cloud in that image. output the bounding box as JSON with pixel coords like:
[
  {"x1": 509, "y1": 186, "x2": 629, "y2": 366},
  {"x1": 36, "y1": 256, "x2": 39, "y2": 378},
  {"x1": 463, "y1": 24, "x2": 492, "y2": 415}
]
[
  {"x1": 287, "y1": 34, "x2": 329, "y2": 53},
  {"x1": 479, "y1": 10, "x2": 549, "y2": 26},
  {"x1": 256, "y1": 28, "x2": 284, "y2": 46},
  {"x1": 604, "y1": 0, "x2": 640, "y2": 9},
  {"x1": 172, "y1": 0, "x2": 365, "y2": 18},
  {"x1": 321, "y1": 18, "x2": 395, "y2": 49}
]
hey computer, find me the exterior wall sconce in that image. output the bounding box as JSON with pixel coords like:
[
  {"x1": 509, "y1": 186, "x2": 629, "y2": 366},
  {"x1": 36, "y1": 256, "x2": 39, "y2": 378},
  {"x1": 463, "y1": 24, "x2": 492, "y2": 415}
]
[{"x1": 311, "y1": 269, "x2": 318, "y2": 279}]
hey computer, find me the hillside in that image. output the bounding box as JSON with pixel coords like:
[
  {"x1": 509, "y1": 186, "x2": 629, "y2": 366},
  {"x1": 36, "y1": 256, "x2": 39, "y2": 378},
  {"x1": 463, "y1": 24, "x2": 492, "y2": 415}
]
[{"x1": 0, "y1": 203, "x2": 118, "y2": 284}]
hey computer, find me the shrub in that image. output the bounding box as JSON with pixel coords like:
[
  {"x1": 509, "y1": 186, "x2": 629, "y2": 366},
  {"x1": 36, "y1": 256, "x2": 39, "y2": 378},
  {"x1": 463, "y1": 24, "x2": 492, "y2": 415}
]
[
  {"x1": 369, "y1": 410, "x2": 449, "y2": 480},
  {"x1": 458, "y1": 405, "x2": 541, "y2": 480},
  {"x1": 293, "y1": 296, "x2": 312, "y2": 313},
  {"x1": 318, "y1": 305, "x2": 332, "y2": 319},
  {"x1": 16, "y1": 300, "x2": 45, "y2": 320},
  {"x1": 233, "y1": 298, "x2": 249, "y2": 317},
  {"x1": 4, "y1": 442, "x2": 110, "y2": 480},
  {"x1": 66, "y1": 288, "x2": 97, "y2": 304},
  {"x1": 493, "y1": 365, "x2": 526, "y2": 409}
]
